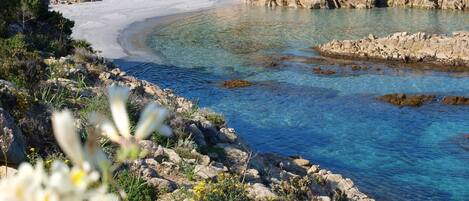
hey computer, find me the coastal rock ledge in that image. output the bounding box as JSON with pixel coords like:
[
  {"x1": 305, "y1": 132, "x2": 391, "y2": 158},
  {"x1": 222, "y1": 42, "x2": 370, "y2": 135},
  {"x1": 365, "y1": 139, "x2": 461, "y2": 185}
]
[
  {"x1": 245, "y1": 0, "x2": 468, "y2": 9},
  {"x1": 315, "y1": 32, "x2": 469, "y2": 69}
]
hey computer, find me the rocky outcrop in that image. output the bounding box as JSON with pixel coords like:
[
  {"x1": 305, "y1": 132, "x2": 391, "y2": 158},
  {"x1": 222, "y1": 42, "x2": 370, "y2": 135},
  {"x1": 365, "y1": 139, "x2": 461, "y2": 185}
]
[
  {"x1": 378, "y1": 94, "x2": 436, "y2": 106},
  {"x1": 245, "y1": 0, "x2": 468, "y2": 9},
  {"x1": 96, "y1": 65, "x2": 374, "y2": 201},
  {"x1": 245, "y1": 0, "x2": 375, "y2": 8},
  {"x1": 386, "y1": 0, "x2": 468, "y2": 9},
  {"x1": 316, "y1": 32, "x2": 469, "y2": 70}
]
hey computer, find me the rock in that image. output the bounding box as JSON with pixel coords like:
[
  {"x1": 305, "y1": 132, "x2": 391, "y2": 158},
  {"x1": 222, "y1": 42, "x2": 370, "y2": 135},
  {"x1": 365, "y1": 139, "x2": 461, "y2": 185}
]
[
  {"x1": 316, "y1": 32, "x2": 469, "y2": 69},
  {"x1": 216, "y1": 144, "x2": 249, "y2": 166},
  {"x1": 18, "y1": 104, "x2": 54, "y2": 152},
  {"x1": 244, "y1": 168, "x2": 262, "y2": 183},
  {"x1": 163, "y1": 148, "x2": 182, "y2": 164},
  {"x1": 315, "y1": 196, "x2": 332, "y2": 201},
  {"x1": 442, "y1": 96, "x2": 469, "y2": 105},
  {"x1": 222, "y1": 80, "x2": 253, "y2": 89},
  {"x1": 308, "y1": 165, "x2": 321, "y2": 174},
  {"x1": 186, "y1": 124, "x2": 207, "y2": 148},
  {"x1": 246, "y1": 0, "x2": 375, "y2": 8},
  {"x1": 0, "y1": 108, "x2": 27, "y2": 165},
  {"x1": 377, "y1": 94, "x2": 435, "y2": 107},
  {"x1": 194, "y1": 163, "x2": 228, "y2": 179},
  {"x1": 219, "y1": 127, "x2": 238, "y2": 143},
  {"x1": 313, "y1": 67, "x2": 336, "y2": 75},
  {"x1": 465, "y1": 134, "x2": 469, "y2": 139},
  {"x1": 247, "y1": 183, "x2": 278, "y2": 200},
  {"x1": 0, "y1": 166, "x2": 17, "y2": 178},
  {"x1": 293, "y1": 158, "x2": 311, "y2": 167},
  {"x1": 147, "y1": 177, "x2": 176, "y2": 192}
]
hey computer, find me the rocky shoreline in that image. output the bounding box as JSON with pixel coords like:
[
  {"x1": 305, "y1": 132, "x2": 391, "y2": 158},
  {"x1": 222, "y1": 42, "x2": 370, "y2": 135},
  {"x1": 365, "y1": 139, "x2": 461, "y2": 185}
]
[
  {"x1": 0, "y1": 52, "x2": 374, "y2": 200},
  {"x1": 245, "y1": 0, "x2": 468, "y2": 10},
  {"x1": 315, "y1": 32, "x2": 469, "y2": 71}
]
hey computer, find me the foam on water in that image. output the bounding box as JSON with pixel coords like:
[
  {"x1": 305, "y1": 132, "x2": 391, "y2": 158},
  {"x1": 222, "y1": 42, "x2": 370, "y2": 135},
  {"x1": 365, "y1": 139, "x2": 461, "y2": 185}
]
[{"x1": 121, "y1": 5, "x2": 469, "y2": 200}]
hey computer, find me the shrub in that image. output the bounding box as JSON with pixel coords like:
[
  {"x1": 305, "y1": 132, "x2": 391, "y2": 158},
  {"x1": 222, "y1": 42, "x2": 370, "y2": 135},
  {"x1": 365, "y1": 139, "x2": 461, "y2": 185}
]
[
  {"x1": 111, "y1": 170, "x2": 157, "y2": 201},
  {"x1": 193, "y1": 173, "x2": 251, "y2": 201},
  {"x1": 273, "y1": 176, "x2": 312, "y2": 201},
  {"x1": 205, "y1": 113, "x2": 226, "y2": 128},
  {"x1": 0, "y1": 34, "x2": 46, "y2": 88}
]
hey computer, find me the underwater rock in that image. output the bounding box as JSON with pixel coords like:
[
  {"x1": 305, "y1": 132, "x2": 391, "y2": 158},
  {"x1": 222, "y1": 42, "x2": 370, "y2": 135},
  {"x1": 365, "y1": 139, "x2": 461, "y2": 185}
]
[
  {"x1": 313, "y1": 67, "x2": 337, "y2": 75},
  {"x1": 222, "y1": 79, "x2": 253, "y2": 89},
  {"x1": 442, "y1": 96, "x2": 469, "y2": 105},
  {"x1": 316, "y1": 32, "x2": 469, "y2": 70},
  {"x1": 378, "y1": 94, "x2": 436, "y2": 107}
]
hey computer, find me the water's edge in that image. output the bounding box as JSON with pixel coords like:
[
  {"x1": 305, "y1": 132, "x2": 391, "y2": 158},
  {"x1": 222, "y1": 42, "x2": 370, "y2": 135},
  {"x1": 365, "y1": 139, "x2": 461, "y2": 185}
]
[{"x1": 115, "y1": 4, "x2": 376, "y2": 201}]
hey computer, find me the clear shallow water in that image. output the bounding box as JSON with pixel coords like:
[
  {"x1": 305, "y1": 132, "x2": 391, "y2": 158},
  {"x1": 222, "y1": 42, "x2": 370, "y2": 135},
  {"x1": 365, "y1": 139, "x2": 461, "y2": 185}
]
[{"x1": 121, "y1": 6, "x2": 469, "y2": 201}]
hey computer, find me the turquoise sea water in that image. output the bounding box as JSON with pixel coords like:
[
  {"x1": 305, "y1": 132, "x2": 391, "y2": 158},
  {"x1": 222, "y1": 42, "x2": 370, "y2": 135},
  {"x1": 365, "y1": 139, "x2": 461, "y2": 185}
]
[{"x1": 122, "y1": 6, "x2": 469, "y2": 200}]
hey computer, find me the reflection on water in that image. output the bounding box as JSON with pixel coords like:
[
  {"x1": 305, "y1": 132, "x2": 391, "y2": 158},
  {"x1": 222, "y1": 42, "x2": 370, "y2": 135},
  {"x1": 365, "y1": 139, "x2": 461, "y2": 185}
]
[{"x1": 122, "y1": 5, "x2": 469, "y2": 201}]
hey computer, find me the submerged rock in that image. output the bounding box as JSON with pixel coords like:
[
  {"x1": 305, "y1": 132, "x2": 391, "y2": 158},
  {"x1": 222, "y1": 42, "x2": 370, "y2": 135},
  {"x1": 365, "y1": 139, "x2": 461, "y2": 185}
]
[
  {"x1": 442, "y1": 96, "x2": 469, "y2": 105},
  {"x1": 316, "y1": 32, "x2": 469, "y2": 70},
  {"x1": 378, "y1": 94, "x2": 436, "y2": 107},
  {"x1": 222, "y1": 79, "x2": 253, "y2": 89},
  {"x1": 313, "y1": 67, "x2": 337, "y2": 75}
]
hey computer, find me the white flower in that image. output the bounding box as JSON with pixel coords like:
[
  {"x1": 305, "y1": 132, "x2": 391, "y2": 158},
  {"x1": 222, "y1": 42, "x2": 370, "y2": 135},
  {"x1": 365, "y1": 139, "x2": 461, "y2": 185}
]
[
  {"x1": 0, "y1": 161, "x2": 118, "y2": 201},
  {"x1": 52, "y1": 110, "x2": 84, "y2": 166},
  {"x1": 52, "y1": 110, "x2": 110, "y2": 170},
  {"x1": 91, "y1": 86, "x2": 172, "y2": 146},
  {"x1": 108, "y1": 86, "x2": 131, "y2": 139}
]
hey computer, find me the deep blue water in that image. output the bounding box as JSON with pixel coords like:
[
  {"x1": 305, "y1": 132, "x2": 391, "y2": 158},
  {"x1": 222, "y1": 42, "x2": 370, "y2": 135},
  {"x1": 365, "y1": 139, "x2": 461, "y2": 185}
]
[{"x1": 120, "y1": 6, "x2": 469, "y2": 200}]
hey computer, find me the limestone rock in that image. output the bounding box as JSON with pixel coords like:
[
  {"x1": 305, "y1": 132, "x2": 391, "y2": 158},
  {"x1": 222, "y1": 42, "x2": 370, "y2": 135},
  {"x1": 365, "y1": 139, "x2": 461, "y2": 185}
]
[
  {"x1": 316, "y1": 32, "x2": 469, "y2": 68},
  {"x1": 248, "y1": 183, "x2": 278, "y2": 200},
  {"x1": 163, "y1": 148, "x2": 182, "y2": 164},
  {"x1": 194, "y1": 162, "x2": 228, "y2": 179},
  {"x1": 378, "y1": 94, "x2": 435, "y2": 107}
]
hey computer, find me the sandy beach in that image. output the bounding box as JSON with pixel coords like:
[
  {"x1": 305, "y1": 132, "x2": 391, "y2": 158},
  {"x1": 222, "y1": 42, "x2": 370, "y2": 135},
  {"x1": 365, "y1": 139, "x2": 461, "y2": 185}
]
[{"x1": 53, "y1": 0, "x2": 235, "y2": 59}]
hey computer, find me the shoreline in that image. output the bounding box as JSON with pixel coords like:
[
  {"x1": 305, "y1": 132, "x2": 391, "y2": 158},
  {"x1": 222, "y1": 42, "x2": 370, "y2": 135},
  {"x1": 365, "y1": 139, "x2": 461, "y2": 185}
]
[
  {"x1": 53, "y1": 0, "x2": 238, "y2": 59},
  {"x1": 53, "y1": 1, "x2": 376, "y2": 200}
]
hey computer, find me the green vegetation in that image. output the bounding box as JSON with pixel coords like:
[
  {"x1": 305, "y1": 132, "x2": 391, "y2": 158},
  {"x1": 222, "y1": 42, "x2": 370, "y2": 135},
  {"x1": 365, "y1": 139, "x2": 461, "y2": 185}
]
[
  {"x1": 0, "y1": 0, "x2": 74, "y2": 89},
  {"x1": 273, "y1": 176, "x2": 312, "y2": 201},
  {"x1": 111, "y1": 170, "x2": 157, "y2": 201},
  {"x1": 205, "y1": 112, "x2": 226, "y2": 128}
]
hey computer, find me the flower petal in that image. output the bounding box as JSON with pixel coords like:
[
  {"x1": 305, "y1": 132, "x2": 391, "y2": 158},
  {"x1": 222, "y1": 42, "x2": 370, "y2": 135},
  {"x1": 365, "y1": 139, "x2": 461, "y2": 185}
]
[
  {"x1": 108, "y1": 86, "x2": 131, "y2": 139},
  {"x1": 52, "y1": 110, "x2": 84, "y2": 166},
  {"x1": 135, "y1": 103, "x2": 170, "y2": 140},
  {"x1": 157, "y1": 125, "x2": 173, "y2": 137}
]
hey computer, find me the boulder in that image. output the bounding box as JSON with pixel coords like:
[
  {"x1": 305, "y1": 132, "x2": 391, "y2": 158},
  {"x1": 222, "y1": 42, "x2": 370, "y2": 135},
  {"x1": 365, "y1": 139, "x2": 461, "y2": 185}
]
[
  {"x1": 247, "y1": 183, "x2": 278, "y2": 200},
  {"x1": 194, "y1": 162, "x2": 228, "y2": 179},
  {"x1": 0, "y1": 108, "x2": 27, "y2": 165},
  {"x1": 18, "y1": 104, "x2": 54, "y2": 152},
  {"x1": 377, "y1": 94, "x2": 435, "y2": 107}
]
